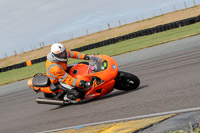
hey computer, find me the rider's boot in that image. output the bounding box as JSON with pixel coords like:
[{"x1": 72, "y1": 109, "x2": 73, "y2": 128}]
[
  {"x1": 54, "y1": 83, "x2": 85, "y2": 103},
  {"x1": 63, "y1": 89, "x2": 82, "y2": 103}
]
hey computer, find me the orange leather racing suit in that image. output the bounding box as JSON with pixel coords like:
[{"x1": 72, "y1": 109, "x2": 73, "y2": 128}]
[{"x1": 46, "y1": 49, "x2": 86, "y2": 88}]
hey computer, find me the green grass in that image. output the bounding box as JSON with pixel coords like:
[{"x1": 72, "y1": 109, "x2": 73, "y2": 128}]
[
  {"x1": 1, "y1": 22, "x2": 200, "y2": 86},
  {"x1": 83, "y1": 22, "x2": 200, "y2": 56}
]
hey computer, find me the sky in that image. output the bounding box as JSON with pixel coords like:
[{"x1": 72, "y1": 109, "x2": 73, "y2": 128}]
[{"x1": 0, "y1": 0, "x2": 198, "y2": 58}]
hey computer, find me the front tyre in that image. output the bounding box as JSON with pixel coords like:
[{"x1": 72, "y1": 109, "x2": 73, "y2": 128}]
[{"x1": 114, "y1": 71, "x2": 140, "y2": 91}]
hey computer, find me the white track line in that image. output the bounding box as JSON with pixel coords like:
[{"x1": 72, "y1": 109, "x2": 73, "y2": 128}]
[{"x1": 37, "y1": 107, "x2": 200, "y2": 133}]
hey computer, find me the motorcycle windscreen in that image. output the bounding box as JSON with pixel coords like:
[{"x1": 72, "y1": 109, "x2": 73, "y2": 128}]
[
  {"x1": 88, "y1": 56, "x2": 108, "y2": 73},
  {"x1": 70, "y1": 56, "x2": 107, "y2": 78}
]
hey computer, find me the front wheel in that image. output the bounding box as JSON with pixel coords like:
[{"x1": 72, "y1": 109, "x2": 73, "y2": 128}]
[{"x1": 114, "y1": 71, "x2": 140, "y2": 91}]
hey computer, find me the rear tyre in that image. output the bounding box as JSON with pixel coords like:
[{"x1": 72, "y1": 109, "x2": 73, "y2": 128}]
[{"x1": 114, "y1": 71, "x2": 140, "y2": 91}]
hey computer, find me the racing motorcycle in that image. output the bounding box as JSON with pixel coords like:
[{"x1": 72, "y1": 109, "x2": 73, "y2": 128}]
[{"x1": 27, "y1": 55, "x2": 140, "y2": 105}]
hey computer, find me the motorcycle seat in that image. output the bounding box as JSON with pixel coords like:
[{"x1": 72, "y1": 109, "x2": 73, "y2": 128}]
[{"x1": 32, "y1": 74, "x2": 51, "y2": 87}]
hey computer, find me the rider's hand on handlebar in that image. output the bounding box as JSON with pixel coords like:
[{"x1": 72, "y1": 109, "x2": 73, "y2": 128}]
[{"x1": 84, "y1": 55, "x2": 90, "y2": 60}]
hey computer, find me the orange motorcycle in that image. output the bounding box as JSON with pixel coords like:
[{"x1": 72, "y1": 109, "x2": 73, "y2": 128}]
[{"x1": 27, "y1": 55, "x2": 140, "y2": 105}]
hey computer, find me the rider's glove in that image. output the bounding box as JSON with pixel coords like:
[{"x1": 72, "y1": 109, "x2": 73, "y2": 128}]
[
  {"x1": 79, "y1": 80, "x2": 92, "y2": 88},
  {"x1": 84, "y1": 55, "x2": 90, "y2": 60}
]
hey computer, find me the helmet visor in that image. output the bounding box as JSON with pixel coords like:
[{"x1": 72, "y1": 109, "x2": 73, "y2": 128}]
[{"x1": 54, "y1": 49, "x2": 68, "y2": 59}]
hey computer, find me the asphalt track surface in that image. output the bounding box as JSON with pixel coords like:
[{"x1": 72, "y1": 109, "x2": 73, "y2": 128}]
[{"x1": 0, "y1": 35, "x2": 200, "y2": 133}]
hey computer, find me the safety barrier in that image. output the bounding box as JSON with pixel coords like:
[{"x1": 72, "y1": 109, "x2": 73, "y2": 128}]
[
  {"x1": 0, "y1": 56, "x2": 47, "y2": 72},
  {"x1": 0, "y1": 62, "x2": 27, "y2": 72},
  {"x1": 72, "y1": 15, "x2": 200, "y2": 52},
  {"x1": 1, "y1": 15, "x2": 200, "y2": 73}
]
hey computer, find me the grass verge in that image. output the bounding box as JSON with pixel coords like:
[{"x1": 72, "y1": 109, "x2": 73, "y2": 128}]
[
  {"x1": 1, "y1": 22, "x2": 200, "y2": 86},
  {"x1": 166, "y1": 122, "x2": 200, "y2": 133}
]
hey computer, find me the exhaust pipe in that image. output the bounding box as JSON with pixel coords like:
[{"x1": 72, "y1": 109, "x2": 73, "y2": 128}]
[{"x1": 36, "y1": 97, "x2": 66, "y2": 105}]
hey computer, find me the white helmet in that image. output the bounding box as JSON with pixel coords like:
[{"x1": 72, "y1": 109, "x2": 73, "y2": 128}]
[{"x1": 51, "y1": 43, "x2": 68, "y2": 62}]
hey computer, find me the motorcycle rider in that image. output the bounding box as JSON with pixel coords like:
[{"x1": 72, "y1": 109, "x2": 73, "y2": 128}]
[{"x1": 46, "y1": 43, "x2": 90, "y2": 102}]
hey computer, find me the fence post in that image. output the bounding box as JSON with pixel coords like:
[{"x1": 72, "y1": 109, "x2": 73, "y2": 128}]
[
  {"x1": 3, "y1": 53, "x2": 7, "y2": 58},
  {"x1": 40, "y1": 42, "x2": 42, "y2": 48},
  {"x1": 193, "y1": 0, "x2": 196, "y2": 6},
  {"x1": 119, "y1": 20, "x2": 121, "y2": 26},
  {"x1": 184, "y1": 1, "x2": 187, "y2": 9},
  {"x1": 107, "y1": 23, "x2": 111, "y2": 30},
  {"x1": 14, "y1": 50, "x2": 17, "y2": 56}
]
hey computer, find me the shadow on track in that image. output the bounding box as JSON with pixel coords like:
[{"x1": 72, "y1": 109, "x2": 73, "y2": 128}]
[
  {"x1": 83, "y1": 85, "x2": 148, "y2": 104},
  {"x1": 50, "y1": 85, "x2": 148, "y2": 111}
]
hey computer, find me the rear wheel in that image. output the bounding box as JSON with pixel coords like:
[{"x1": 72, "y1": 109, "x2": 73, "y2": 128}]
[{"x1": 114, "y1": 71, "x2": 140, "y2": 91}]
